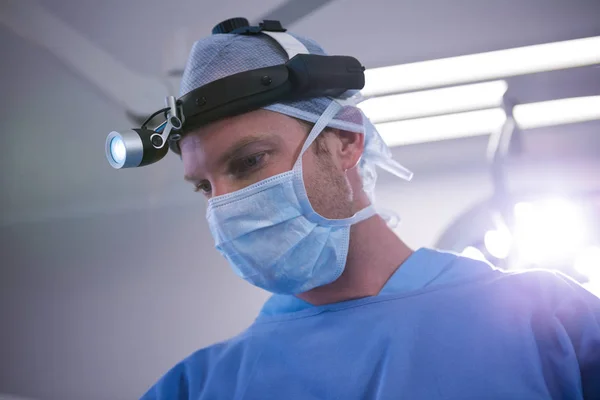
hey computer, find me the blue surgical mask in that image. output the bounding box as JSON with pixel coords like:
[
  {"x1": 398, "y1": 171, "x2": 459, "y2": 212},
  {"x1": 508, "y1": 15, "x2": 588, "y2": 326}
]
[{"x1": 206, "y1": 101, "x2": 376, "y2": 294}]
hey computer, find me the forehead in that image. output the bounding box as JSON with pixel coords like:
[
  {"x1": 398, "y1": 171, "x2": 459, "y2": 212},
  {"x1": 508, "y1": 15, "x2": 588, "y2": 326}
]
[
  {"x1": 180, "y1": 109, "x2": 301, "y2": 150},
  {"x1": 178, "y1": 109, "x2": 305, "y2": 174}
]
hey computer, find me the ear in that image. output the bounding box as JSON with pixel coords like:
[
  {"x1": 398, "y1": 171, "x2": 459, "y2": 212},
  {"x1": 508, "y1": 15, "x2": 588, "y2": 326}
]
[{"x1": 334, "y1": 129, "x2": 364, "y2": 171}]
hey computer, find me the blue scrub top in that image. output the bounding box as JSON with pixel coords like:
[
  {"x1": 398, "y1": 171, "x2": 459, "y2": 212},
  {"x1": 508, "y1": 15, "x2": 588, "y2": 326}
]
[{"x1": 141, "y1": 248, "x2": 600, "y2": 399}]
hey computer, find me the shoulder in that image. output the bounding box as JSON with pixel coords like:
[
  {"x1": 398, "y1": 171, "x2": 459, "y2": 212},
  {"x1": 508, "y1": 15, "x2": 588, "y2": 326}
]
[
  {"x1": 430, "y1": 249, "x2": 577, "y2": 299},
  {"x1": 472, "y1": 265, "x2": 600, "y2": 321},
  {"x1": 139, "y1": 345, "x2": 218, "y2": 400},
  {"x1": 139, "y1": 336, "x2": 240, "y2": 400},
  {"x1": 491, "y1": 267, "x2": 592, "y2": 298},
  {"x1": 439, "y1": 250, "x2": 598, "y2": 311}
]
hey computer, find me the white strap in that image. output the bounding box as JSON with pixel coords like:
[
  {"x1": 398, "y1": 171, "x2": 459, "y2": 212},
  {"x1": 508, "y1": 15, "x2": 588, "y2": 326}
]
[
  {"x1": 262, "y1": 31, "x2": 309, "y2": 59},
  {"x1": 262, "y1": 31, "x2": 360, "y2": 108},
  {"x1": 294, "y1": 100, "x2": 342, "y2": 169}
]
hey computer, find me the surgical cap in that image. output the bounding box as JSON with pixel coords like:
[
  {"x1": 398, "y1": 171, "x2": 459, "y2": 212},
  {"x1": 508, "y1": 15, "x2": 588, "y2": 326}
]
[{"x1": 179, "y1": 31, "x2": 412, "y2": 218}]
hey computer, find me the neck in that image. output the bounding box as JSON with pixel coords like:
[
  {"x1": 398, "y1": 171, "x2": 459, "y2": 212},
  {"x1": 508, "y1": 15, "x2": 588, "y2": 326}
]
[{"x1": 297, "y1": 214, "x2": 413, "y2": 306}]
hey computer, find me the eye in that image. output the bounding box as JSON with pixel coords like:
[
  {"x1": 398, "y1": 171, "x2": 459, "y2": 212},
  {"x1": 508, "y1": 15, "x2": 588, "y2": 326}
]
[
  {"x1": 194, "y1": 181, "x2": 212, "y2": 194},
  {"x1": 230, "y1": 153, "x2": 266, "y2": 177},
  {"x1": 243, "y1": 155, "x2": 260, "y2": 168}
]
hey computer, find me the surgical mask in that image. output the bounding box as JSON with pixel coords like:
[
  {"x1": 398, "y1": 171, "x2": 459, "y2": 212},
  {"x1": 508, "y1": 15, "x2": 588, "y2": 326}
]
[{"x1": 206, "y1": 101, "x2": 376, "y2": 294}]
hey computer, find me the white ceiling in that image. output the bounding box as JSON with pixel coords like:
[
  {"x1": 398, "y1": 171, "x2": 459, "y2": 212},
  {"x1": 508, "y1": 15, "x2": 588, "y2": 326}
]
[
  {"x1": 37, "y1": 0, "x2": 600, "y2": 71},
  {"x1": 0, "y1": 0, "x2": 599, "y2": 228}
]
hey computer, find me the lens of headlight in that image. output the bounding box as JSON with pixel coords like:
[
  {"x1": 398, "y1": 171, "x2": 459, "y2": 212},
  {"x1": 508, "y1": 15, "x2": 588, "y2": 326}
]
[{"x1": 109, "y1": 136, "x2": 126, "y2": 165}]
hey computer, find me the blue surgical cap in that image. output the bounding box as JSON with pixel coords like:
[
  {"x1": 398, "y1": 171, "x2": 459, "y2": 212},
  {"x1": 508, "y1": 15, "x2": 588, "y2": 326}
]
[{"x1": 179, "y1": 31, "x2": 412, "y2": 215}]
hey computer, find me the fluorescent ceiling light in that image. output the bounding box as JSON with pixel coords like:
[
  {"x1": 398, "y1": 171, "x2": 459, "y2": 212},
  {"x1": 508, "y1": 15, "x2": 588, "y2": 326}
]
[
  {"x1": 363, "y1": 36, "x2": 600, "y2": 97},
  {"x1": 359, "y1": 80, "x2": 508, "y2": 123},
  {"x1": 377, "y1": 95, "x2": 600, "y2": 147},
  {"x1": 514, "y1": 96, "x2": 600, "y2": 129},
  {"x1": 376, "y1": 108, "x2": 507, "y2": 147}
]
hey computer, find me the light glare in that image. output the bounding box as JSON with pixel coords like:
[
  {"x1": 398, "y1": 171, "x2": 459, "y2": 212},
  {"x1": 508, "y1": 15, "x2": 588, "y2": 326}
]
[
  {"x1": 461, "y1": 246, "x2": 488, "y2": 262},
  {"x1": 484, "y1": 229, "x2": 512, "y2": 259},
  {"x1": 513, "y1": 199, "x2": 588, "y2": 265},
  {"x1": 110, "y1": 136, "x2": 126, "y2": 164},
  {"x1": 574, "y1": 246, "x2": 600, "y2": 279}
]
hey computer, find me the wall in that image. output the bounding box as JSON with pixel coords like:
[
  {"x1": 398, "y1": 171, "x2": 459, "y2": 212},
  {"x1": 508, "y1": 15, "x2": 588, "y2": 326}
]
[{"x1": 0, "y1": 163, "x2": 494, "y2": 400}]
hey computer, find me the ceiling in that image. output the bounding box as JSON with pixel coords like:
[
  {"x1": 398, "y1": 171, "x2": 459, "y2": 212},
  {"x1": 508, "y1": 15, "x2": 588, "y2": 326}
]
[{"x1": 1, "y1": 0, "x2": 599, "y2": 228}]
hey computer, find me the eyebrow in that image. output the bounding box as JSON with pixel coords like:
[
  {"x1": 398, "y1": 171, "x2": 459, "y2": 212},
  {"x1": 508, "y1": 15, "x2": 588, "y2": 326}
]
[{"x1": 184, "y1": 134, "x2": 278, "y2": 182}]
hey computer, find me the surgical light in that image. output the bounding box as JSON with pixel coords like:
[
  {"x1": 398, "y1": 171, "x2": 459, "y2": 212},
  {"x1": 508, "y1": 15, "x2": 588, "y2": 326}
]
[
  {"x1": 574, "y1": 246, "x2": 600, "y2": 280},
  {"x1": 363, "y1": 36, "x2": 600, "y2": 96},
  {"x1": 484, "y1": 228, "x2": 512, "y2": 260},
  {"x1": 513, "y1": 199, "x2": 589, "y2": 265}
]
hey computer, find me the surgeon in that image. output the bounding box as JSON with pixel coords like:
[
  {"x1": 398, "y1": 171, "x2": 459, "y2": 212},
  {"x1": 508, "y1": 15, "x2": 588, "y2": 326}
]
[{"x1": 138, "y1": 18, "x2": 600, "y2": 399}]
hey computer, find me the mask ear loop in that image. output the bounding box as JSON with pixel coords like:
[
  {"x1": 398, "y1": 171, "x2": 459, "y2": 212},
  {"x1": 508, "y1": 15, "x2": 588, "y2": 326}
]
[
  {"x1": 291, "y1": 101, "x2": 341, "y2": 223},
  {"x1": 292, "y1": 101, "x2": 343, "y2": 172},
  {"x1": 292, "y1": 100, "x2": 378, "y2": 226}
]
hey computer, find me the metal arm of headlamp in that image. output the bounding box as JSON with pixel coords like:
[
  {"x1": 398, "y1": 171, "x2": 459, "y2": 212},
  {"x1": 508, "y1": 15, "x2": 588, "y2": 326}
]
[{"x1": 149, "y1": 96, "x2": 183, "y2": 149}]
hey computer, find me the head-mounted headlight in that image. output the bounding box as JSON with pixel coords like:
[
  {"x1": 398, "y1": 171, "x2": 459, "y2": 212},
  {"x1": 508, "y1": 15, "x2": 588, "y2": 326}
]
[{"x1": 105, "y1": 18, "x2": 365, "y2": 169}]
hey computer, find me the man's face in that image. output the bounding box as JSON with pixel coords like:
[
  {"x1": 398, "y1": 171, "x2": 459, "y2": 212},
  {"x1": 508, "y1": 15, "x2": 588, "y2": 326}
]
[{"x1": 179, "y1": 109, "x2": 356, "y2": 219}]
